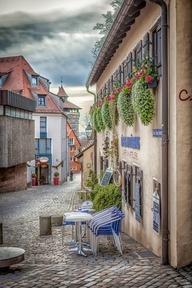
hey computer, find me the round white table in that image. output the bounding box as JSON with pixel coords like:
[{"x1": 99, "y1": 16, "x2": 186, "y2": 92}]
[
  {"x1": 64, "y1": 212, "x2": 93, "y2": 256},
  {"x1": 0, "y1": 247, "x2": 25, "y2": 268}
]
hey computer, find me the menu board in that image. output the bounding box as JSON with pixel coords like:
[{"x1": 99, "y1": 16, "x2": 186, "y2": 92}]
[{"x1": 100, "y1": 168, "x2": 113, "y2": 186}]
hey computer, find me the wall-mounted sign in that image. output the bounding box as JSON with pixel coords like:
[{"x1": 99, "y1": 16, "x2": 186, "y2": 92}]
[
  {"x1": 178, "y1": 89, "x2": 192, "y2": 102},
  {"x1": 121, "y1": 136, "x2": 140, "y2": 150},
  {"x1": 127, "y1": 151, "x2": 138, "y2": 160},
  {"x1": 39, "y1": 157, "x2": 49, "y2": 163},
  {"x1": 152, "y1": 180, "x2": 161, "y2": 233},
  {"x1": 100, "y1": 168, "x2": 113, "y2": 186},
  {"x1": 152, "y1": 129, "x2": 162, "y2": 138}
]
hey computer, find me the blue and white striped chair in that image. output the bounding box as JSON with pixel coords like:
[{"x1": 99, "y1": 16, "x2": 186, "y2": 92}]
[{"x1": 88, "y1": 207, "x2": 124, "y2": 256}]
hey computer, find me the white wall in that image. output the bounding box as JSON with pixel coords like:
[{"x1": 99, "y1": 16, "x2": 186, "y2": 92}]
[{"x1": 33, "y1": 113, "x2": 68, "y2": 183}]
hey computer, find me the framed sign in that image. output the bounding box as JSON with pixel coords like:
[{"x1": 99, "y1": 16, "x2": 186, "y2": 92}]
[
  {"x1": 152, "y1": 180, "x2": 161, "y2": 233},
  {"x1": 100, "y1": 168, "x2": 113, "y2": 186}
]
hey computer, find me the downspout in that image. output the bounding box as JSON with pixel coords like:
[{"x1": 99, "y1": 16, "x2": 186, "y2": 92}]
[
  {"x1": 86, "y1": 85, "x2": 97, "y2": 174},
  {"x1": 149, "y1": 0, "x2": 169, "y2": 265}
]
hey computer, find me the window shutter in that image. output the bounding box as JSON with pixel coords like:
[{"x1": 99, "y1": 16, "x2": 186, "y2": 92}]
[
  {"x1": 122, "y1": 60, "x2": 127, "y2": 83},
  {"x1": 127, "y1": 165, "x2": 133, "y2": 207},
  {"x1": 127, "y1": 52, "x2": 132, "y2": 77},
  {"x1": 143, "y1": 33, "x2": 150, "y2": 58},
  {"x1": 134, "y1": 167, "x2": 143, "y2": 222}
]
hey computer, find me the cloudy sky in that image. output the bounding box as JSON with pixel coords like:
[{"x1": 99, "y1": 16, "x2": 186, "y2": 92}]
[{"x1": 0, "y1": 0, "x2": 112, "y2": 130}]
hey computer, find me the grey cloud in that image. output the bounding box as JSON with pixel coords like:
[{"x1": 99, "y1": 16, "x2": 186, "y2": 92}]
[
  {"x1": 0, "y1": 1, "x2": 111, "y2": 86},
  {"x1": 0, "y1": 10, "x2": 101, "y2": 51}
]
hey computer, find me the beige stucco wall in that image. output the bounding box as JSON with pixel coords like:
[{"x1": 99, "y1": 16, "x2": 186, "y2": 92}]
[
  {"x1": 175, "y1": 0, "x2": 192, "y2": 267},
  {"x1": 95, "y1": 0, "x2": 192, "y2": 267},
  {"x1": 82, "y1": 145, "x2": 94, "y2": 187},
  {"x1": 96, "y1": 3, "x2": 162, "y2": 257}
]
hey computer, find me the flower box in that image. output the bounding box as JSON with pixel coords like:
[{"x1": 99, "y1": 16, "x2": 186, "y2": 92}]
[{"x1": 147, "y1": 79, "x2": 158, "y2": 89}]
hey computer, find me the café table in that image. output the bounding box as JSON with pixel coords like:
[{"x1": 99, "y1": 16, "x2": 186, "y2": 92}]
[{"x1": 64, "y1": 211, "x2": 93, "y2": 256}]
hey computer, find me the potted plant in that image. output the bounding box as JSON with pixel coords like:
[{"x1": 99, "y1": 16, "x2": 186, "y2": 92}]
[
  {"x1": 53, "y1": 171, "x2": 60, "y2": 185},
  {"x1": 31, "y1": 173, "x2": 37, "y2": 186}
]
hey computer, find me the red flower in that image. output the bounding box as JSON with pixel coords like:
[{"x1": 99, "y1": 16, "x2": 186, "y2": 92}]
[
  {"x1": 108, "y1": 94, "x2": 115, "y2": 101},
  {"x1": 145, "y1": 75, "x2": 154, "y2": 83},
  {"x1": 125, "y1": 79, "x2": 133, "y2": 88}
]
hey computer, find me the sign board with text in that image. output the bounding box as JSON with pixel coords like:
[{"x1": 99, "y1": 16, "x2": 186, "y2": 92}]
[{"x1": 100, "y1": 168, "x2": 113, "y2": 186}]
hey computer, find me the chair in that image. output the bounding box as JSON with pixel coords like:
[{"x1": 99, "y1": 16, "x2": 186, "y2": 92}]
[{"x1": 88, "y1": 207, "x2": 124, "y2": 256}]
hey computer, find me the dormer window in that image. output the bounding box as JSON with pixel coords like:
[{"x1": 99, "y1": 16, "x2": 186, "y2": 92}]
[
  {"x1": 38, "y1": 95, "x2": 46, "y2": 106},
  {"x1": 0, "y1": 73, "x2": 9, "y2": 88},
  {"x1": 32, "y1": 75, "x2": 38, "y2": 86}
]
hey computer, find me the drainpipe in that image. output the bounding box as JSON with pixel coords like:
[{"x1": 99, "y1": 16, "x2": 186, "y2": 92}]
[
  {"x1": 86, "y1": 86, "x2": 97, "y2": 174},
  {"x1": 149, "y1": 0, "x2": 168, "y2": 265}
]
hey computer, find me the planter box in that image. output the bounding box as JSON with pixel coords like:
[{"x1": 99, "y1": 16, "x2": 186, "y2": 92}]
[{"x1": 147, "y1": 79, "x2": 158, "y2": 89}]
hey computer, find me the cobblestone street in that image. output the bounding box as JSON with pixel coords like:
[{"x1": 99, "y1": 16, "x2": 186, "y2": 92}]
[{"x1": 0, "y1": 174, "x2": 192, "y2": 288}]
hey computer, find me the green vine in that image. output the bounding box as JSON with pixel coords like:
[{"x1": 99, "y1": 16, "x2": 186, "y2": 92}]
[
  {"x1": 109, "y1": 98, "x2": 119, "y2": 128},
  {"x1": 101, "y1": 100, "x2": 112, "y2": 130},
  {"x1": 117, "y1": 87, "x2": 135, "y2": 126},
  {"x1": 96, "y1": 107, "x2": 105, "y2": 132},
  {"x1": 92, "y1": 108, "x2": 99, "y2": 132},
  {"x1": 132, "y1": 78, "x2": 155, "y2": 126}
]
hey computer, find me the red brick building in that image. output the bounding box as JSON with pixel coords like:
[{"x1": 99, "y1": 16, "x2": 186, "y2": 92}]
[{"x1": 67, "y1": 122, "x2": 81, "y2": 173}]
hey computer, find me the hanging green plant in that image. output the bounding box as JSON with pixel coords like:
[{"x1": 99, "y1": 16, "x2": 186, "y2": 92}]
[
  {"x1": 101, "y1": 100, "x2": 112, "y2": 130},
  {"x1": 117, "y1": 87, "x2": 135, "y2": 126},
  {"x1": 132, "y1": 78, "x2": 155, "y2": 126},
  {"x1": 96, "y1": 107, "x2": 105, "y2": 132}
]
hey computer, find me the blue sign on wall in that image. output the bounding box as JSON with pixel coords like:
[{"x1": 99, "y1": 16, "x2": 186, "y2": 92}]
[
  {"x1": 152, "y1": 129, "x2": 162, "y2": 138},
  {"x1": 121, "y1": 136, "x2": 140, "y2": 149}
]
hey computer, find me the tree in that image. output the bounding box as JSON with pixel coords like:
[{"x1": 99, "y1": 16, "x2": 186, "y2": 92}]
[{"x1": 92, "y1": 0, "x2": 123, "y2": 58}]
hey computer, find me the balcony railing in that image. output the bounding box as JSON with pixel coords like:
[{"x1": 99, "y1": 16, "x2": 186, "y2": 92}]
[{"x1": 0, "y1": 90, "x2": 36, "y2": 112}]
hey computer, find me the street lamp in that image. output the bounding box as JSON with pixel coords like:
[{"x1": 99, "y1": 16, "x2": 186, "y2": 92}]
[{"x1": 85, "y1": 122, "x2": 92, "y2": 140}]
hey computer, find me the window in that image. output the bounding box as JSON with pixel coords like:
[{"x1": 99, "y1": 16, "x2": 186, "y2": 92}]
[
  {"x1": 35, "y1": 138, "x2": 51, "y2": 155},
  {"x1": 127, "y1": 53, "x2": 132, "y2": 78},
  {"x1": 16, "y1": 108, "x2": 21, "y2": 118},
  {"x1": 10, "y1": 108, "x2": 16, "y2": 117},
  {"x1": 152, "y1": 22, "x2": 161, "y2": 73},
  {"x1": 0, "y1": 105, "x2": 4, "y2": 115},
  {"x1": 134, "y1": 41, "x2": 142, "y2": 66},
  {"x1": 40, "y1": 117, "x2": 47, "y2": 138},
  {"x1": 142, "y1": 33, "x2": 151, "y2": 58},
  {"x1": 133, "y1": 166, "x2": 143, "y2": 223},
  {"x1": 68, "y1": 138, "x2": 74, "y2": 145},
  {"x1": 0, "y1": 76, "x2": 2, "y2": 88},
  {"x1": 32, "y1": 76, "x2": 38, "y2": 86},
  {"x1": 38, "y1": 95, "x2": 46, "y2": 106}
]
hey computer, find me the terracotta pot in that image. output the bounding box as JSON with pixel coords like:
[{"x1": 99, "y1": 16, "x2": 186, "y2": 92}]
[
  {"x1": 32, "y1": 177, "x2": 37, "y2": 186},
  {"x1": 53, "y1": 177, "x2": 59, "y2": 185},
  {"x1": 147, "y1": 79, "x2": 158, "y2": 89}
]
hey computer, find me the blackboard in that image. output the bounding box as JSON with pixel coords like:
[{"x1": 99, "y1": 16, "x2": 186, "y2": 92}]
[{"x1": 100, "y1": 168, "x2": 113, "y2": 186}]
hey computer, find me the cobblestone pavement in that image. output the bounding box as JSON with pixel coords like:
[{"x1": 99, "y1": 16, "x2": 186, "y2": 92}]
[{"x1": 0, "y1": 174, "x2": 192, "y2": 288}]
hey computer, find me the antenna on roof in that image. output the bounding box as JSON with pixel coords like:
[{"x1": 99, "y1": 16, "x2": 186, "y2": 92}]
[{"x1": 60, "y1": 78, "x2": 63, "y2": 87}]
